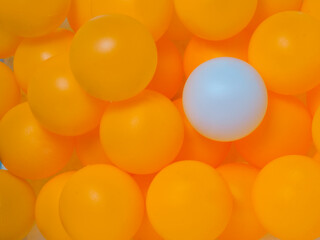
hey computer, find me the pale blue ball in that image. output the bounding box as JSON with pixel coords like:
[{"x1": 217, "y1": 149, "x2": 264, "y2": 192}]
[{"x1": 183, "y1": 57, "x2": 268, "y2": 142}]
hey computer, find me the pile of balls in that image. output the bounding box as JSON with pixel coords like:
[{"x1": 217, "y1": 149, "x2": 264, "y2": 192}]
[{"x1": 2, "y1": 0, "x2": 320, "y2": 240}]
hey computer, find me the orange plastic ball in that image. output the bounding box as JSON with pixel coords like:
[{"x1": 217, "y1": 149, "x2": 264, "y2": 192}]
[
  {"x1": 100, "y1": 90, "x2": 184, "y2": 174},
  {"x1": 14, "y1": 29, "x2": 73, "y2": 92},
  {"x1": 249, "y1": 11, "x2": 320, "y2": 95},
  {"x1": 0, "y1": 0, "x2": 71, "y2": 38},
  {"x1": 0, "y1": 170, "x2": 35, "y2": 240},
  {"x1": 147, "y1": 38, "x2": 184, "y2": 99},
  {"x1": 174, "y1": 98, "x2": 230, "y2": 167},
  {"x1": 236, "y1": 93, "x2": 312, "y2": 168},
  {"x1": 75, "y1": 127, "x2": 112, "y2": 166},
  {"x1": 312, "y1": 107, "x2": 320, "y2": 152},
  {"x1": 0, "y1": 103, "x2": 74, "y2": 180},
  {"x1": 302, "y1": 0, "x2": 320, "y2": 21},
  {"x1": 0, "y1": 27, "x2": 22, "y2": 58},
  {"x1": 253, "y1": 155, "x2": 320, "y2": 240},
  {"x1": 173, "y1": 0, "x2": 257, "y2": 41},
  {"x1": 68, "y1": 0, "x2": 173, "y2": 40},
  {"x1": 28, "y1": 54, "x2": 105, "y2": 136},
  {"x1": 164, "y1": 10, "x2": 191, "y2": 41},
  {"x1": 147, "y1": 161, "x2": 233, "y2": 240},
  {"x1": 70, "y1": 15, "x2": 157, "y2": 102},
  {"x1": 183, "y1": 32, "x2": 250, "y2": 77},
  {"x1": 217, "y1": 163, "x2": 266, "y2": 240},
  {"x1": 36, "y1": 172, "x2": 74, "y2": 240},
  {"x1": 0, "y1": 62, "x2": 20, "y2": 119},
  {"x1": 307, "y1": 84, "x2": 320, "y2": 115},
  {"x1": 59, "y1": 165, "x2": 144, "y2": 240}
]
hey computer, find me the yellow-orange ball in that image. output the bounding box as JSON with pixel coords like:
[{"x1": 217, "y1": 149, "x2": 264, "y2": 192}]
[
  {"x1": 312, "y1": 107, "x2": 320, "y2": 152},
  {"x1": 0, "y1": 27, "x2": 22, "y2": 58},
  {"x1": 173, "y1": 0, "x2": 257, "y2": 40},
  {"x1": 0, "y1": 170, "x2": 35, "y2": 240},
  {"x1": 59, "y1": 164, "x2": 144, "y2": 240},
  {"x1": 36, "y1": 172, "x2": 74, "y2": 240},
  {"x1": 217, "y1": 163, "x2": 266, "y2": 240},
  {"x1": 70, "y1": 15, "x2": 157, "y2": 102},
  {"x1": 0, "y1": 103, "x2": 74, "y2": 180},
  {"x1": 253, "y1": 155, "x2": 320, "y2": 240},
  {"x1": 147, "y1": 161, "x2": 233, "y2": 240},
  {"x1": 164, "y1": 10, "x2": 191, "y2": 41},
  {"x1": 100, "y1": 90, "x2": 184, "y2": 174},
  {"x1": 249, "y1": 11, "x2": 320, "y2": 95},
  {"x1": 236, "y1": 93, "x2": 312, "y2": 168},
  {"x1": 302, "y1": 0, "x2": 320, "y2": 21},
  {"x1": 307, "y1": 84, "x2": 320, "y2": 115},
  {"x1": 28, "y1": 54, "x2": 105, "y2": 136},
  {"x1": 14, "y1": 29, "x2": 73, "y2": 92},
  {"x1": 0, "y1": 62, "x2": 20, "y2": 119},
  {"x1": 0, "y1": 0, "x2": 71, "y2": 38}
]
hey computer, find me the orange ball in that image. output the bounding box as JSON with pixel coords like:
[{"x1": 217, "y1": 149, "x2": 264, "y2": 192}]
[
  {"x1": 164, "y1": 9, "x2": 191, "y2": 41},
  {"x1": 0, "y1": 103, "x2": 74, "y2": 180},
  {"x1": 236, "y1": 93, "x2": 312, "y2": 168},
  {"x1": 174, "y1": 98, "x2": 230, "y2": 167},
  {"x1": 0, "y1": 62, "x2": 20, "y2": 119},
  {"x1": 59, "y1": 165, "x2": 144, "y2": 240},
  {"x1": 253, "y1": 155, "x2": 320, "y2": 240},
  {"x1": 28, "y1": 54, "x2": 105, "y2": 136},
  {"x1": 14, "y1": 29, "x2": 73, "y2": 92},
  {"x1": 217, "y1": 163, "x2": 266, "y2": 240},
  {"x1": 147, "y1": 161, "x2": 233, "y2": 240},
  {"x1": 0, "y1": 170, "x2": 35, "y2": 240},
  {"x1": 249, "y1": 11, "x2": 320, "y2": 95},
  {"x1": 312, "y1": 107, "x2": 320, "y2": 152},
  {"x1": 70, "y1": 15, "x2": 157, "y2": 102},
  {"x1": 183, "y1": 32, "x2": 250, "y2": 77},
  {"x1": 0, "y1": 27, "x2": 22, "y2": 58},
  {"x1": 307, "y1": 84, "x2": 320, "y2": 115},
  {"x1": 75, "y1": 127, "x2": 112, "y2": 166},
  {"x1": 36, "y1": 172, "x2": 74, "y2": 240},
  {"x1": 147, "y1": 38, "x2": 184, "y2": 99},
  {"x1": 302, "y1": 0, "x2": 320, "y2": 21},
  {"x1": 100, "y1": 90, "x2": 184, "y2": 174}
]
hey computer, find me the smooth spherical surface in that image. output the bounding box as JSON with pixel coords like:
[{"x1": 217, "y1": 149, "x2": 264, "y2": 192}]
[
  {"x1": 236, "y1": 93, "x2": 312, "y2": 168},
  {"x1": 0, "y1": 27, "x2": 21, "y2": 58},
  {"x1": 14, "y1": 29, "x2": 73, "y2": 92},
  {"x1": 0, "y1": 103, "x2": 74, "y2": 180},
  {"x1": 70, "y1": 15, "x2": 157, "y2": 102},
  {"x1": 174, "y1": 98, "x2": 231, "y2": 167},
  {"x1": 307, "y1": 85, "x2": 320, "y2": 115},
  {"x1": 147, "y1": 161, "x2": 233, "y2": 240},
  {"x1": 249, "y1": 11, "x2": 320, "y2": 95},
  {"x1": 217, "y1": 163, "x2": 266, "y2": 240},
  {"x1": 0, "y1": 170, "x2": 35, "y2": 240},
  {"x1": 312, "y1": 108, "x2": 320, "y2": 152},
  {"x1": 0, "y1": 0, "x2": 71, "y2": 37},
  {"x1": 28, "y1": 54, "x2": 105, "y2": 136},
  {"x1": 253, "y1": 155, "x2": 320, "y2": 240},
  {"x1": 183, "y1": 57, "x2": 268, "y2": 142},
  {"x1": 36, "y1": 172, "x2": 74, "y2": 240},
  {"x1": 100, "y1": 90, "x2": 184, "y2": 174},
  {"x1": 0, "y1": 62, "x2": 20, "y2": 119},
  {"x1": 302, "y1": 0, "x2": 320, "y2": 21},
  {"x1": 59, "y1": 165, "x2": 144, "y2": 240},
  {"x1": 174, "y1": 0, "x2": 257, "y2": 40}
]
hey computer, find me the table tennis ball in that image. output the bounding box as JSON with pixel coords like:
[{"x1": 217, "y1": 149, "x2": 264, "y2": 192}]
[
  {"x1": 0, "y1": 0, "x2": 71, "y2": 38},
  {"x1": 249, "y1": 11, "x2": 320, "y2": 95},
  {"x1": 253, "y1": 155, "x2": 320, "y2": 240},
  {"x1": 302, "y1": 0, "x2": 320, "y2": 21},
  {"x1": 28, "y1": 54, "x2": 105, "y2": 136},
  {"x1": 70, "y1": 15, "x2": 157, "y2": 102},
  {"x1": 36, "y1": 172, "x2": 74, "y2": 240},
  {"x1": 0, "y1": 27, "x2": 21, "y2": 58},
  {"x1": 0, "y1": 170, "x2": 35, "y2": 240},
  {"x1": 14, "y1": 29, "x2": 73, "y2": 92},
  {"x1": 100, "y1": 90, "x2": 184, "y2": 174},
  {"x1": 174, "y1": 98, "x2": 231, "y2": 167},
  {"x1": 0, "y1": 103, "x2": 74, "y2": 180},
  {"x1": 0, "y1": 62, "x2": 20, "y2": 119},
  {"x1": 173, "y1": 0, "x2": 257, "y2": 41},
  {"x1": 59, "y1": 165, "x2": 144, "y2": 240},
  {"x1": 183, "y1": 57, "x2": 267, "y2": 142},
  {"x1": 307, "y1": 85, "x2": 320, "y2": 115},
  {"x1": 236, "y1": 93, "x2": 312, "y2": 168},
  {"x1": 147, "y1": 161, "x2": 233, "y2": 240},
  {"x1": 183, "y1": 32, "x2": 251, "y2": 77},
  {"x1": 147, "y1": 38, "x2": 184, "y2": 99},
  {"x1": 75, "y1": 127, "x2": 112, "y2": 166},
  {"x1": 217, "y1": 163, "x2": 266, "y2": 240}
]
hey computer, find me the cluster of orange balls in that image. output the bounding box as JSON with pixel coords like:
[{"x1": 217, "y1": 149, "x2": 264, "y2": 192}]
[{"x1": 2, "y1": 0, "x2": 320, "y2": 240}]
